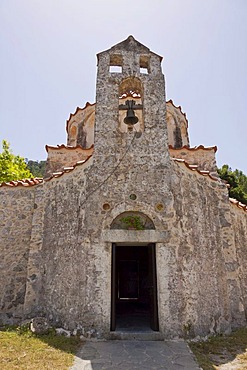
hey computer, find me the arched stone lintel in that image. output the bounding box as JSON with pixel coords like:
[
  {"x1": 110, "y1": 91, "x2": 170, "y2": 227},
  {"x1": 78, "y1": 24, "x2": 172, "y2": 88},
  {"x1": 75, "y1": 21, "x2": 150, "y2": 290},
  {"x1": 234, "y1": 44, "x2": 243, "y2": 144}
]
[{"x1": 101, "y1": 202, "x2": 166, "y2": 231}]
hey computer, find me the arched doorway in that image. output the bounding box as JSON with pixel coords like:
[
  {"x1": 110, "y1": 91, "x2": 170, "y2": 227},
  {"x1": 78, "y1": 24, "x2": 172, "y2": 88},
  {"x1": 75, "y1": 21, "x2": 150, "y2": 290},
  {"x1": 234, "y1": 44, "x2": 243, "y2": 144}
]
[{"x1": 110, "y1": 212, "x2": 159, "y2": 332}]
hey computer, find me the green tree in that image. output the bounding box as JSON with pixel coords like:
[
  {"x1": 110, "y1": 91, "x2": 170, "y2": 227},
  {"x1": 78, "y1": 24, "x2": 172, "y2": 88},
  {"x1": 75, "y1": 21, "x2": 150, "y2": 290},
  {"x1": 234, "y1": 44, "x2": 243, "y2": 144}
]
[
  {"x1": 218, "y1": 164, "x2": 247, "y2": 205},
  {"x1": 0, "y1": 140, "x2": 34, "y2": 183},
  {"x1": 26, "y1": 160, "x2": 46, "y2": 178}
]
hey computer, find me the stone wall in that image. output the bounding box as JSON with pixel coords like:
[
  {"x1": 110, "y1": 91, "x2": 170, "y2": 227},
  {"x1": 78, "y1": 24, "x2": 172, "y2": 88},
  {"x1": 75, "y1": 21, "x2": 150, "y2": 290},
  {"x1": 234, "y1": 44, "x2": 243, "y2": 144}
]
[
  {"x1": 38, "y1": 159, "x2": 97, "y2": 331},
  {"x1": 23, "y1": 185, "x2": 45, "y2": 318},
  {"x1": 0, "y1": 151, "x2": 246, "y2": 338},
  {"x1": 230, "y1": 205, "x2": 247, "y2": 322},
  {"x1": 161, "y1": 161, "x2": 246, "y2": 337},
  {"x1": 0, "y1": 186, "x2": 36, "y2": 324},
  {"x1": 24, "y1": 151, "x2": 246, "y2": 338}
]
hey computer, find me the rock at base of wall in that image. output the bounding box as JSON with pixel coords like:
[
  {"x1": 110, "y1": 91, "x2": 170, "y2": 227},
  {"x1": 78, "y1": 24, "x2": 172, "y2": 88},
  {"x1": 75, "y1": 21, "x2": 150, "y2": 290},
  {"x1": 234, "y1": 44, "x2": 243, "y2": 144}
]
[
  {"x1": 30, "y1": 317, "x2": 50, "y2": 334},
  {"x1": 55, "y1": 327, "x2": 71, "y2": 337}
]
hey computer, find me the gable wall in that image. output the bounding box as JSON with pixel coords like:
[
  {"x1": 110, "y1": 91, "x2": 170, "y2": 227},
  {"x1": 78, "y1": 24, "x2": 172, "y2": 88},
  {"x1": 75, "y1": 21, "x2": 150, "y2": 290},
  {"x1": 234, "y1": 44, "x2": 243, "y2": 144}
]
[
  {"x1": 0, "y1": 160, "x2": 246, "y2": 338},
  {"x1": 24, "y1": 157, "x2": 246, "y2": 338}
]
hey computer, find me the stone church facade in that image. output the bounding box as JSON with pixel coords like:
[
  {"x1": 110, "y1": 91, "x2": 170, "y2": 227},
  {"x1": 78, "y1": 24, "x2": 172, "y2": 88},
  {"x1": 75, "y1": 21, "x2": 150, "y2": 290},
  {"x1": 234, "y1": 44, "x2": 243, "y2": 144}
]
[{"x1": 0, "y1": 36, "x2": 247, "y2": 339}]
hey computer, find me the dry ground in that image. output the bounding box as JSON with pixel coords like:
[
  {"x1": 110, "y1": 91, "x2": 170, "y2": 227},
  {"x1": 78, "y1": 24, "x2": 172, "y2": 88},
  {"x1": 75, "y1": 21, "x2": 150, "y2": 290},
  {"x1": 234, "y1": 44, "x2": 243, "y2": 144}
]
[{"x1": 189, "y1": 328, "x2": 247, "y2": 370}]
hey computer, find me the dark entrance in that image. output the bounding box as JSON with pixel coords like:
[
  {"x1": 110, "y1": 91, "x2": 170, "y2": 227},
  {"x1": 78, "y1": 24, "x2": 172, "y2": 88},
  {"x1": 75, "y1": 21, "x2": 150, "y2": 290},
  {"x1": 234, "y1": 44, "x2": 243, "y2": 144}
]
[{"x1": 111, "y1": 244, "x2": 159, "y2": 331}]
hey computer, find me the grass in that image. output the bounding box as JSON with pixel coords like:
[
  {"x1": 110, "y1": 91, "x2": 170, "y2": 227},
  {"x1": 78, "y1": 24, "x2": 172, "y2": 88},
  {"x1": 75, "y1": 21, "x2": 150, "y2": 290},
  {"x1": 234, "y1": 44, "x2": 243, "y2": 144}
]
[
  {"x1": 1, "y1": 325, "x2": 247, "y2": 370},
  {"x1": 189, "y1": 328, "x2": 247, "y2": 370},
  {"x1": 0, "y1": 326, "x2": 81, "y2": 370}
]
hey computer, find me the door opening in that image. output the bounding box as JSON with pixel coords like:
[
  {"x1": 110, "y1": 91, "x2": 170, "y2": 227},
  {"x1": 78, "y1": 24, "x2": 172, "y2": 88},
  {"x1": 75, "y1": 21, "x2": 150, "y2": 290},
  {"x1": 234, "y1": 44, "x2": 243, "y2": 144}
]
[{"x1": 111, "y1": 244, "x2": 159, "y2": 332}]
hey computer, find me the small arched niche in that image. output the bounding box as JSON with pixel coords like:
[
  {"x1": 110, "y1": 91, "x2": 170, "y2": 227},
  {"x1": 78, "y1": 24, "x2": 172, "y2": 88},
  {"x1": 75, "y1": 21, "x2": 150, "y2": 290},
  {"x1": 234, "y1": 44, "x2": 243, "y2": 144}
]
[
  {"x1": 118, "y1": 77, "x2": 144, "y2": 133},
  {"x1": 110, "y1": 211, "x2": 155, "y2": 230}
]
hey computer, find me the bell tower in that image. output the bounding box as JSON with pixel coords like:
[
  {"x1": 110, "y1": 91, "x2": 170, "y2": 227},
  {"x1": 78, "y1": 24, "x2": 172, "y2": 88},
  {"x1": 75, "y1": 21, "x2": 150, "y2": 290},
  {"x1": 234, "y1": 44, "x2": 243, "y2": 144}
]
[{"x1": 94, "y1": 35, "x2": 170, "y2": 165}]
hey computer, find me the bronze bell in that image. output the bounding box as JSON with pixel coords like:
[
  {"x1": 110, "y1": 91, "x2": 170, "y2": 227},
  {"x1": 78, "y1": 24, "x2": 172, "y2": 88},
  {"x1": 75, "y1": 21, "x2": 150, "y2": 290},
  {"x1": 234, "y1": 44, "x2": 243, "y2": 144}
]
[
  {"x1": 124, "y1": 109, "x2": 139, "y2": 125},
  {"x1": 124, "y1": 100, "x2": 139, "y2": 125}
]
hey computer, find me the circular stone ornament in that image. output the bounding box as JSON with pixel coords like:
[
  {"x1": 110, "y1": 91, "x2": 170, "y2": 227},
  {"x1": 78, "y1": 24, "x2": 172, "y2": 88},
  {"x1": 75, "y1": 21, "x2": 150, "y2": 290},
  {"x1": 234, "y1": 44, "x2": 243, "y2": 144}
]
[
  {"x1": 156, "y1": 203, "x2": 164, "y2": 212},
  {"x1": 102, "y1": 203, "x2": 111, "y2": 211}
]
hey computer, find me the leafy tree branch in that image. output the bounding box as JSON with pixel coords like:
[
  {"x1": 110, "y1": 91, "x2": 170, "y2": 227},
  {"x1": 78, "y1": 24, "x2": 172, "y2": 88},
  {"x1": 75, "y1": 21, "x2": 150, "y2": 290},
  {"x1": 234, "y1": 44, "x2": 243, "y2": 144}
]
[
  {"x1": 218, "y1": 164, "x2": 247, "y2": 205},
  {"x1": 0, "y1": 140, "x2": 34, "y2": 183}
]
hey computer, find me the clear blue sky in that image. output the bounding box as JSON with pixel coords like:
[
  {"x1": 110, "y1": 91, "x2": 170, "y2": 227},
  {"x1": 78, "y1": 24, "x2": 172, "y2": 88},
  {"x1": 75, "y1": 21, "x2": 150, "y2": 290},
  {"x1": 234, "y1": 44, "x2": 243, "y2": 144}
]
[{"x1": 0, "y1": 0, "x2": 246, "y2": 173}]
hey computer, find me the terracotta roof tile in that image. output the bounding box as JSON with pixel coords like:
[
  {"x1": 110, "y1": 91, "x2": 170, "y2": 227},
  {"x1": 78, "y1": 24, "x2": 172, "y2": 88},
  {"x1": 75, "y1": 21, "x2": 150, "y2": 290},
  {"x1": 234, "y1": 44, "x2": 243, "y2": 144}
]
[
  {"x1": 169, "y1": 144, "x2": 217, "y2": 152},
  {"x1": 0, "y1": 178, "x2": 43, "y2": 188},
  {"x1": 45, "y1": 144, "x2": 94, "y2": 152},
  {"x1": 76, "y1": 160, "x2": 87, "y2": 165},
  {"x1": 229, "y1": 198, "x2": 247, "y2": 212},
  {"x1": 51, "y1": 172, "x2": 64, "y2": 177},
  {"x1": 166, "y1": 99, "x2": 188, "y2": 124},
  {"x1": 63, "y1": 166, "x2": 74, "y2": 171}
]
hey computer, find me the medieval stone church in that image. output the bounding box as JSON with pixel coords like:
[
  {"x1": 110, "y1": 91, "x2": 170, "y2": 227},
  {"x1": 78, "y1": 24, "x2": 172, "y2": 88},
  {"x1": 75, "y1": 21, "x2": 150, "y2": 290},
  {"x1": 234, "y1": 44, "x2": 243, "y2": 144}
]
[{"x1": 1, "y1": 36, "x2": 247, "y2": 339}]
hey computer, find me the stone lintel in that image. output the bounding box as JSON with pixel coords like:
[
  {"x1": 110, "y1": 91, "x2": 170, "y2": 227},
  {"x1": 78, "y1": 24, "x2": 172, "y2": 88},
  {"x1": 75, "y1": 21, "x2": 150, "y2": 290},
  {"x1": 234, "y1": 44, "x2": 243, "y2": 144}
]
[{"x1": 102, "y1": 229, "x2": 169, "y2": 243}]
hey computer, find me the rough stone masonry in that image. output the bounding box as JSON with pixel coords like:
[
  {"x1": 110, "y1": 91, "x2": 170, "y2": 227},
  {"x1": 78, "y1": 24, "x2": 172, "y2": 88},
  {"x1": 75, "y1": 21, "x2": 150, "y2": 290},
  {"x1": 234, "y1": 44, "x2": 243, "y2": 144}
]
[{"x1": 0, "y1": 36, "x2": 246, "y2": 339}]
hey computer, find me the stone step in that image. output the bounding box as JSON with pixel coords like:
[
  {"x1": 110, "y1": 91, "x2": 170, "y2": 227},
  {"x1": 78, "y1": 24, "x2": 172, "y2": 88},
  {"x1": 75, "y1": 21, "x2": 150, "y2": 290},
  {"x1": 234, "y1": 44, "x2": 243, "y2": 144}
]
[{"x1": 109, "y1": 331, "x2": 164, "y2": 341}]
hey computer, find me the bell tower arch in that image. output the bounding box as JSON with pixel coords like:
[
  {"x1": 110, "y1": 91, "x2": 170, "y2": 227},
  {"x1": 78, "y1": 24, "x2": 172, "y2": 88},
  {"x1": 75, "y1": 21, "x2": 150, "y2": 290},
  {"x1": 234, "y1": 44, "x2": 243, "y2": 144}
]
[
  {"x1": 118, "y1": 77, "x2": 144, "y2": 134},
  {"x1": 94, "y1": 35, "x2": 169, "y2": 165}
]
